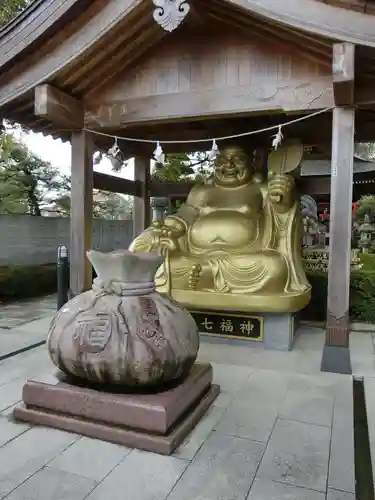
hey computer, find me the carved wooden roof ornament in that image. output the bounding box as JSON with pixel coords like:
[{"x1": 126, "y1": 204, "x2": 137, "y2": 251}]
[{"x1": 152, "y1": 0, "x2": 190, "y2": 32}]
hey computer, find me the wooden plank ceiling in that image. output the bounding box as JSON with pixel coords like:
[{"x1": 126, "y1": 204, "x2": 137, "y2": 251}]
[{"x1": 0, "y1": 0, "x2": 374, "y2": 151}]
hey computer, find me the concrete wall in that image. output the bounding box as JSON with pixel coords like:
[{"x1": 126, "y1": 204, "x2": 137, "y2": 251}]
[{"x1": 0, "y1": 215, "x2": 134, "y2": 265}]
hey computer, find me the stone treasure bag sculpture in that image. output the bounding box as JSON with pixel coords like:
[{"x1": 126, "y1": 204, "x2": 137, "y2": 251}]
[{"x1": 47, "y1": 250, "x2": 200, "y2": 387}]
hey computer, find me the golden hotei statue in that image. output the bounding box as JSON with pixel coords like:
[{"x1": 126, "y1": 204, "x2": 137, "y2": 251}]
[{"x1": 129, "y1": 141, "x2": 311, "y2": 314}]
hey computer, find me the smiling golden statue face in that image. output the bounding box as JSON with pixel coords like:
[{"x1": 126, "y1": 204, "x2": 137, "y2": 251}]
[{"x1": 214, "y1": 146, "x2": 253, "y2": 187}]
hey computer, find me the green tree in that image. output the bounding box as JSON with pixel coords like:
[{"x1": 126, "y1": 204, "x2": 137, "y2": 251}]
[
  {"x1": 151, "y1": 152, "x2": 215, "y2": 182},
  {"x1": 53, "y1": 191, "x2": 134, "y2": 220},
  {"x1": 193, "y1": 152, "x2": 216, "y2": 182},
  {"x1": 0, "y1": 133, "x2": 70, "y2": 215},
  {"x1": 152, "y1": 153, "x2": 194, "y2": 182},
  {"x1": 0, "y1": 0, "x2": 29, "y2": 28},
  {"x1": 92, "y1": 191, "x2": 133, "y2": 219},
  {"x1": 355, "y1": 195, "x2": 375, "y2": 222}
]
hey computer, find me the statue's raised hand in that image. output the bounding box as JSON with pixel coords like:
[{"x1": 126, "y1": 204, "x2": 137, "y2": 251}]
[
  {"x1": 151, "y1": 221, "x2": 185, "y2": 252},
  {"x1": 268, "y1": 174, "x2": 295, "y2": 212}
]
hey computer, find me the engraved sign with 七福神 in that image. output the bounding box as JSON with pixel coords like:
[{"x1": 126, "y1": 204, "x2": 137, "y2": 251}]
[{"x1": 190, "y1": 311, "x2": 263, "y2": 341}]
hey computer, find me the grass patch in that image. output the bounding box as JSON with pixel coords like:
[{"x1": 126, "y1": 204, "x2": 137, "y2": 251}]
[
  {"x1": 360, "y1": 253, "x2": 375, "y2": 272},
  {"x1": 0, "y1": 264, "x2": 57, "y2": 302}
]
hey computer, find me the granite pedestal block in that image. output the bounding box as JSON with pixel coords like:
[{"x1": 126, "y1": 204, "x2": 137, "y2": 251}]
[
  {"x1": 13, "y1": 363, "x2": 219, "y2": 455},
  {"x1": 261, "y1": 312, "x2": 297, "y2": 351}
]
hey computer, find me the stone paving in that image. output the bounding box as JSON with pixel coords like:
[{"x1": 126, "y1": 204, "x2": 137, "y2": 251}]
[
  {"x1": 0, "y1": 297, "x2": 373, "y2": 499},
  {"x1": 0, "y1": 329, "x2": 359, "y2": 500},
  {"x1": 0, "y1": 296, "x2": 56, "y2": 359},
  {"x1": 0, "y1": 295, "x2": 56, "y2": 330}
]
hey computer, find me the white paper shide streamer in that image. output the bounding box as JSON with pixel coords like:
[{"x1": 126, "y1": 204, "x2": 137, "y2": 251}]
[
  {"x1": 208, "y1": 139, "x2": 219, "y2": 160},
  {"x1": 107, "y1": 138, "x2": 124, "y2": 171},
  {"x1": 85, "y1": 107, "x2": 334, "y2": 164},
  {"x1": 108, "y1": 137, "x2": 121, "y2": 158},
  {"x1": 153, "y1": 141, "x2": 165, "y2": 163},
  {"x1": 272, "y1": 125, "x2": 283, "y2": 150}
]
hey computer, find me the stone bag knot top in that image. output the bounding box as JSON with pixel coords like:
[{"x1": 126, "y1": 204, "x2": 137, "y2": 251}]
[{"x1": 89, "y1": 250, "x2": 164, "y2": 296}]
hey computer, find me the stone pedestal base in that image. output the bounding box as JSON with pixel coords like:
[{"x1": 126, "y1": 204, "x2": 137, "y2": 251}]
[
  {"x1": 13, "y1": 363, "x2": 219, "y2": 455},
  {"x1": 198, "y1": 311, "x2": 297, "y2": 351},
  {"x1": 262, "y1": 312, "x2": 297, "y2": 351}
]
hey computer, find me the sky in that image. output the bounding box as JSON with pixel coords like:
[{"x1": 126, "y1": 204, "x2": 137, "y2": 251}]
[{"x1": 15, "y1": 129, "x2": 135, "y2": 180}]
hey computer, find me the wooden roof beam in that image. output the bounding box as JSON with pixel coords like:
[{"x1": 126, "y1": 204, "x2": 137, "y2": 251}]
[
  {"x1": 150, "y1": 177, "x2": 331, "y2": 198},
  {"x1": 93, "y1": 172, "x2": 139, "y2": 197},
  {"x1": 92, "y1": 169, "x2": 373, "y2": 200},
  {"x1": 85, "y1": 78, "x2": 334, "y2": 128},
  {"x1": 150, "y1": 181, "x2": 194, "y2": 198},
  {"x1": 34, "y1": 84, "x2": 83, "y2": 130},
  {"x1": 332, "y1": 43, "x2": 355, "y2": 106}
]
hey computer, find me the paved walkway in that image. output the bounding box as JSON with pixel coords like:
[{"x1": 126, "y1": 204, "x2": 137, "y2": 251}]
[
  {"x1": 0, "y1": 346, "x2": 355, "y2": 500},
  {"x1": 0, "y1": 296, "x2": 56, "y2": 359},
  {"x1": 0, "y1": 297, "x2": 374, "y2": 499},
  {"x1": 0, "y1": 295, "x2": 56, "y2": 330}
]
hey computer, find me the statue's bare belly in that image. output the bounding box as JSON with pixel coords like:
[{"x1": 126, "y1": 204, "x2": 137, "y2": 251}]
[{"x1": 189, "y1": 210, "x2": 257, "y2": 249}]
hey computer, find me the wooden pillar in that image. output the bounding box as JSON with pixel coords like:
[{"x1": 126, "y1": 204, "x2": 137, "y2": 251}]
[
  {"x1": 133, "y1": 155, "x2": 151, "y2": 238},
  {"x1": 70, "y1": 130, "x2": 94, "y2": 295},
  {"x1": 321, "y1": 42, "x2": 355, "y2": 374},
  {"x1": 321, "y1": 107, "x2": 354, "y2": 375}
]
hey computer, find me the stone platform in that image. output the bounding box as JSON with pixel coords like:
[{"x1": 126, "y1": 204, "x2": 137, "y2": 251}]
[
  {"x1": 13, "y1": 363, "x2": 219, "y2": 455},
  {"x1": 0, "y1": 328, "x2": 362, "y2": 500}
]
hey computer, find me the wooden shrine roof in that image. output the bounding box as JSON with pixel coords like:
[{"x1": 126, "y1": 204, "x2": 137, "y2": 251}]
[
  {"x1": 313, "y1": 0, "x2": 375, "y2": 14},
  {"x1": 1, "y1": 0, "x2": 375, "y2": 148}
]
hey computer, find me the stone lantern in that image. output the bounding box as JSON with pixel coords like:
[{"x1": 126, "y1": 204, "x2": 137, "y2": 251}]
[
  {"x1": 150, "y1": 197, "x2": 169, "y2": 223},
  {"x1": 359, "y1": 214, "x2": 374, "y2": 253}
]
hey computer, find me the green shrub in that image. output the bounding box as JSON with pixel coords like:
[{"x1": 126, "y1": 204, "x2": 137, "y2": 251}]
[
  {"x1": 0, "y1": 264, "x2": 57, "y2": 302},
  {"x1": 302, "y1": 271, "x2": 328, "y2": 322},
  {"x1": 350, "y1": 270, "x2": 375, "y2": 322},
  {"x1": 302, "y1": 268, "x2": 375, "y2": 323}
]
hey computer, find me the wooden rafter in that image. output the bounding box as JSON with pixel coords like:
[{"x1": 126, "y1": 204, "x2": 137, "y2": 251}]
[
  {"x1": 85, "y1": 25, "x2": 165, "y2": 98},
  {"x1": 0, "y1": 0, "x2": 375, "y2": 139},
  {"x1": 60, "y1": 2, "x2": 160, "y2": 95},
  {"x1": 0, "y1": 0, "x2": 144, "y2": 107},
  {"x1": 206, "y1": 1, "x2": 332, "y2": 68},
  {"x1": 225, "y1": 0, "x2": 375, "y2": 47},
  {"x1": 0, "y1": 0, "x2": 80, "y2": 68}
]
